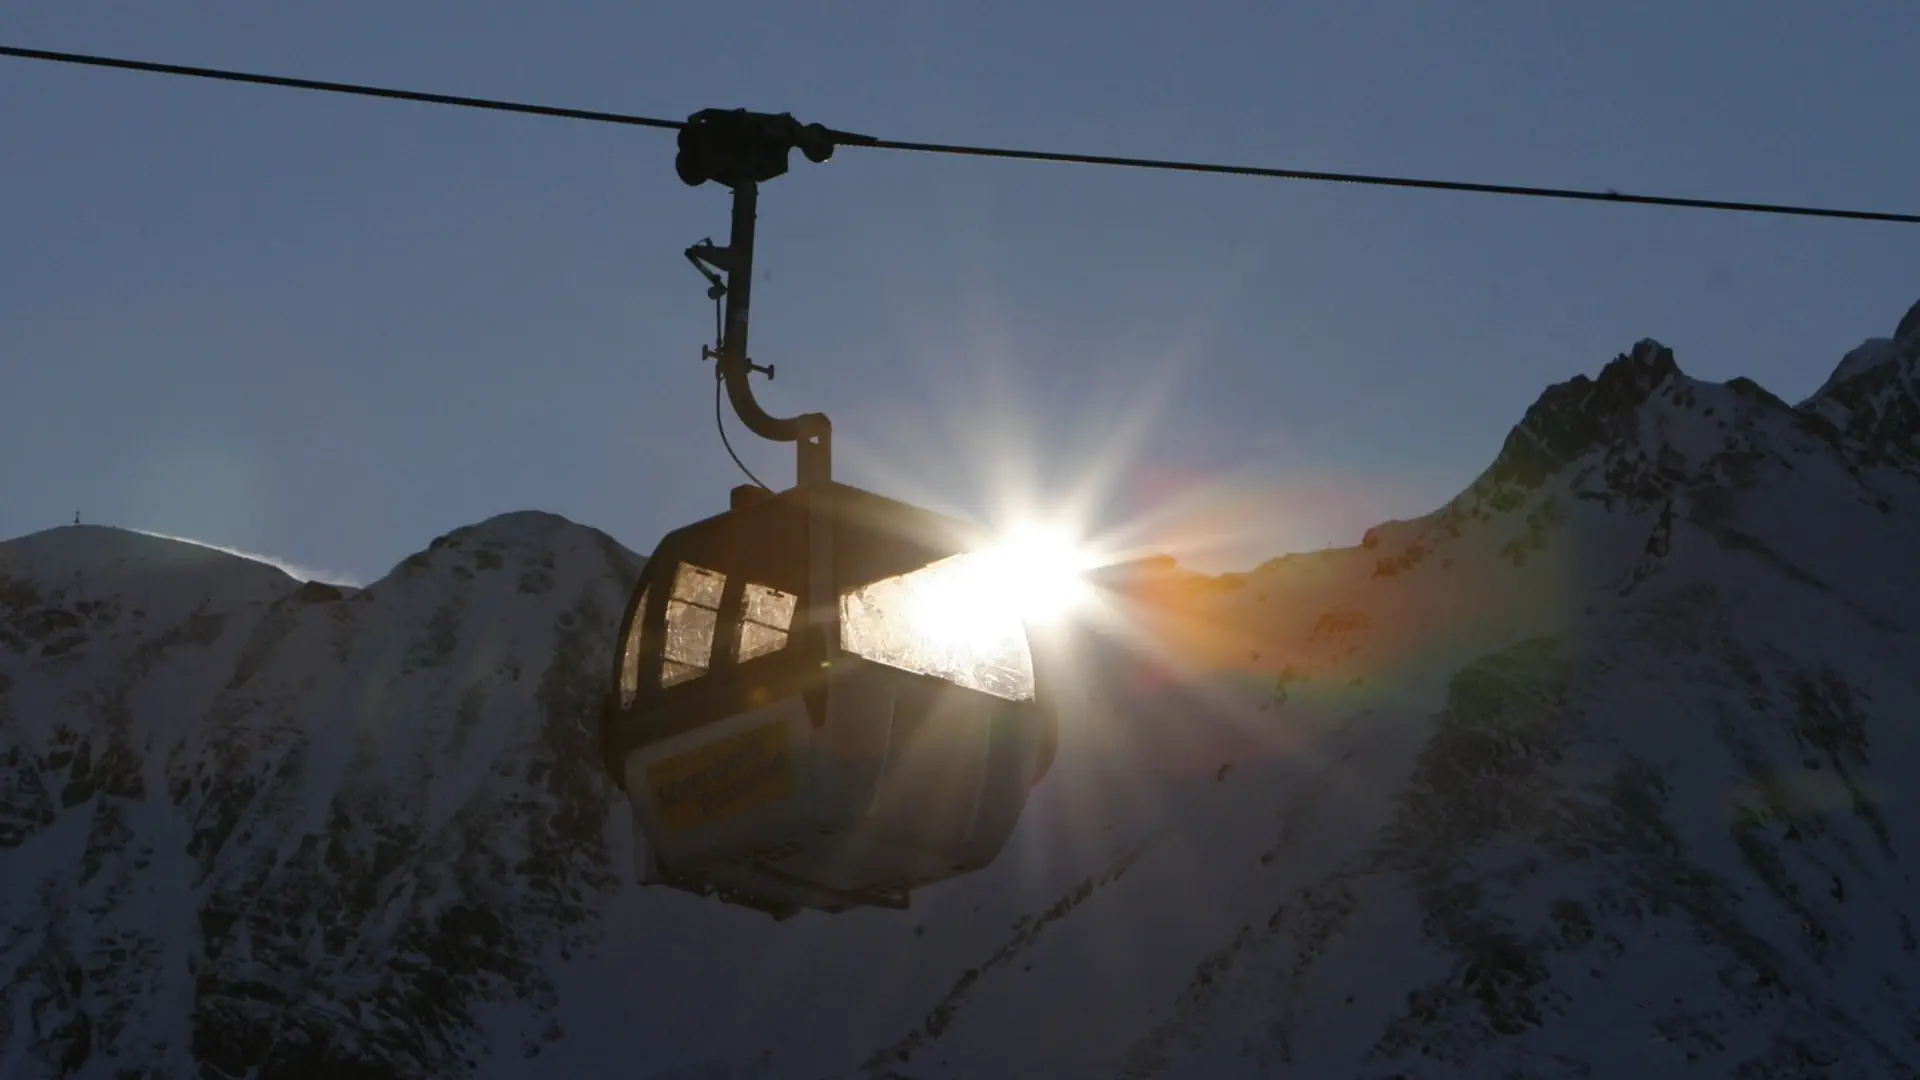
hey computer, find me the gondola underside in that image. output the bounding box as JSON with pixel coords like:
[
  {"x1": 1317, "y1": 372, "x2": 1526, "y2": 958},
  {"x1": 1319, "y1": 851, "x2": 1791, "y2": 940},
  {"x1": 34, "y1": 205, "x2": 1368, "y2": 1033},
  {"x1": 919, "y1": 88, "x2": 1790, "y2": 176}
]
[{"x1": 620, "y1": 654, "x2": 1053, "y2": 916}]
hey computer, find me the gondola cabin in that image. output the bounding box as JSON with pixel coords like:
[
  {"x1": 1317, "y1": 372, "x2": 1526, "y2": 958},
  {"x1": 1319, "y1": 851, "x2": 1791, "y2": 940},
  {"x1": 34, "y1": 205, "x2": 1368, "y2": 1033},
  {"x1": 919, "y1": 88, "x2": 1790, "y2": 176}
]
[{"x1": 601, "y1": 480, "x2": 1061, "y2": 919}]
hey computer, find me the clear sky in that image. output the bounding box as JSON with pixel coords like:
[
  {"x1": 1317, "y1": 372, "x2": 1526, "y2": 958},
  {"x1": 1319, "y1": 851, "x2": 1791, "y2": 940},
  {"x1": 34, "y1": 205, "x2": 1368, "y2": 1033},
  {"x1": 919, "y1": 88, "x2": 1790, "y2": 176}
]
[{"x1": 3, "y1": 2, "x2": 1916, "y2": 585}]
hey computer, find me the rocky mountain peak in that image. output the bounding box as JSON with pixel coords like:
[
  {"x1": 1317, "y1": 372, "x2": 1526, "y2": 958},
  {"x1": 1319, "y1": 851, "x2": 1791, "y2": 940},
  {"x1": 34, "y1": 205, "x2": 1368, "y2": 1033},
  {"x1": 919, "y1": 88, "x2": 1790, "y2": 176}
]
[
  {"x1": 1481, "y1": 339, "x2": 1679, "y2": 493},
  {"x1": 0, "y1": 525, "x2": 292, "y2": 589},
  {"x1": 1451, "y1": 338, "x2": 1691, "y2": 519},
  {"x1": 1802, "y1": 297, "x2": 1920, "y2": 470},
  {"x1": 1894, "y1": 296, "x2": 1920, "y2": 345},
  {"x1": 1452, "y1": 299, "x2": 1920, "y2": 528}
]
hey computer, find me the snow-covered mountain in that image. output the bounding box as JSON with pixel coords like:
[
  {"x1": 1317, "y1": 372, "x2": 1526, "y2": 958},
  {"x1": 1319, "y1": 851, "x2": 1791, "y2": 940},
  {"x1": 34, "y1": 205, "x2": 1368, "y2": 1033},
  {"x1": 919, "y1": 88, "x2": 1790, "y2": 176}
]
[{"x1": 4, "y1": 297, "x2": 1919, "y2": 1079}]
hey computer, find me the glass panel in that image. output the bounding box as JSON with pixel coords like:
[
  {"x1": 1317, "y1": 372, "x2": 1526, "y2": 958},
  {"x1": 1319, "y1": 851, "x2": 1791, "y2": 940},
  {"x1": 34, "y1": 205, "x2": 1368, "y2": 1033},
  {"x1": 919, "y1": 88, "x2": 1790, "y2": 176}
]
[
  {"x1": 661, "y1": 659, "x2": 703, "y2": 688},
  {"x1": 839, "y1": 552, "x2": 1035, "y2": 702},
  {"x1": 665, "y1": 601, "x2": 717, "y2": 671},
  {"x1": 743, "y1": 583, "x2": 797, "y2": 629},
  {"x1": 662, "y1": 563, "x2": 725, "y2": 686},
  {"x1": 619, "y1": 585, "x2": 650, "y2": 707},
  {"x1": 738, "y1": 621, "x2": 785, "y2": 662},
  {"x1": 736, "y1": 583, "x2": 798, "y2": 662},
  {"x1": 672, "y1": 562, "x2": 726, "y2": 607}
]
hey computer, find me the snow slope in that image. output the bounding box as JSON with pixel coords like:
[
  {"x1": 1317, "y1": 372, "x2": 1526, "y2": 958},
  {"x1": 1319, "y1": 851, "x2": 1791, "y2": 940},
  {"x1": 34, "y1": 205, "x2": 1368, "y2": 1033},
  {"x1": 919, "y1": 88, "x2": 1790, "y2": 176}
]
[{"x1": 4, "y1": 298, "x2": 1920, "y2": 1079}]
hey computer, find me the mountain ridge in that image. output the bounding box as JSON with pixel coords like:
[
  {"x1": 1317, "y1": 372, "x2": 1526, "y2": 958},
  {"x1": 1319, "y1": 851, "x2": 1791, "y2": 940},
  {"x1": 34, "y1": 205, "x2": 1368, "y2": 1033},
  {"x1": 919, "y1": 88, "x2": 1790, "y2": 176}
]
[{"x1": 4, "y1": 297, "x2": 1920, "y2": 1079}]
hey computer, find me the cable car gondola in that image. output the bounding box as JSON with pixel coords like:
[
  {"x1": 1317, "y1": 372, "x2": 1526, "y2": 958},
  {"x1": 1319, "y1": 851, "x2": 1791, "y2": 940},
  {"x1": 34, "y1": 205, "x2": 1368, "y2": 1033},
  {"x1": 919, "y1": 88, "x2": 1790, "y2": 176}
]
[{"x1": 599, "y1": 109, "x2": 1061, "y2": 920}]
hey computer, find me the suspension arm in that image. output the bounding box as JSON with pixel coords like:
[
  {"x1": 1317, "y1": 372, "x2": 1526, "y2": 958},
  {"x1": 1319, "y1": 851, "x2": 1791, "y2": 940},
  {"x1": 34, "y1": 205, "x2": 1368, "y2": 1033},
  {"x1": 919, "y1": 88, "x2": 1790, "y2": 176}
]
[
  {"x1": 713, "y1": 182, "x2": 830, "y2": 447},
  {"x1": 677, "y1": 108, "x2": 841, "y2": 485}
]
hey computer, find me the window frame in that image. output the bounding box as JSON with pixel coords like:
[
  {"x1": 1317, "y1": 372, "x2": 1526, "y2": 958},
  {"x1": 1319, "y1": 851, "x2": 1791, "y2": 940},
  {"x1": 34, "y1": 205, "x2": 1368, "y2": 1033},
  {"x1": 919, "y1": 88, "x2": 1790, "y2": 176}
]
[{"x1": 635, "y1": 558, "x2": 811, "y2": 706}]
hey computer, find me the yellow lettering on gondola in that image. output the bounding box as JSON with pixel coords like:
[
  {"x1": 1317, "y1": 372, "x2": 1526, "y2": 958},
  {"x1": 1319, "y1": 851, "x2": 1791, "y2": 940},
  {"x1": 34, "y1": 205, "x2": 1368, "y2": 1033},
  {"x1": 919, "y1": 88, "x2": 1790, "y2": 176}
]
[{"x1": 647, "y1": 721, "x2": 795, "y2": 833}]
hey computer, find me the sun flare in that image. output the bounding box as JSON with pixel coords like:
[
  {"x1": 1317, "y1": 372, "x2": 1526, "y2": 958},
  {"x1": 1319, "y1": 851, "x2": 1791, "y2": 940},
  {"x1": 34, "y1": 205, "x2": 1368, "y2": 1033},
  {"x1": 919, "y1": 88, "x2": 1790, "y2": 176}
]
[
  {"x1": 875, "y1": 521, "x2": 1099, "y2": 658},
  {"x1": 972, "y1": 523, "x2": 1099, "y2": 626}
]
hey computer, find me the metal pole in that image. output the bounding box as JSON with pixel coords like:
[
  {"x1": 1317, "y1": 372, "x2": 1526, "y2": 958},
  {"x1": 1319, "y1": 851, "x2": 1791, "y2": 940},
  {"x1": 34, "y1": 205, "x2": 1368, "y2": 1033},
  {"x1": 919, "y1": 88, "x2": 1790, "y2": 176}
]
[{"x1": 714, "y1": 181, "x2": 832, "y2": 486}]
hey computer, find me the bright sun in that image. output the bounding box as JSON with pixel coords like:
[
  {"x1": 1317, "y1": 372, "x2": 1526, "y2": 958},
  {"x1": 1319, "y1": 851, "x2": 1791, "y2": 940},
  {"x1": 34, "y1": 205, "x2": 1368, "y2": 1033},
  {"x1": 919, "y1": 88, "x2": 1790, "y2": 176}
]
[
  {"x1": 972, "y1": 523, "x2": 1097, "y2": 626},
  {"x1": 873, "y1": 521, "x2": 1100, "y2": 669}
]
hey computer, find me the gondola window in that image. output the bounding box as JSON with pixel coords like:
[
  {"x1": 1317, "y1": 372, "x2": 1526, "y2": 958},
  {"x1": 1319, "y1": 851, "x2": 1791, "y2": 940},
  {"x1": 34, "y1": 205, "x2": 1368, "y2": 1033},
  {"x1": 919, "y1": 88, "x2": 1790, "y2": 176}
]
[
  {"x1": 737, "y1": 583, "x2": 798, "y2": 662},
  {"x1": 839, "y1": 552, "x2": 1035, "y2": 701},
  {"x1": 619, "y1": 585, "x2": 650, "y2": 706},
  {"x1": 663, "y1": 563, "x2": 726, "y2": 687}
]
